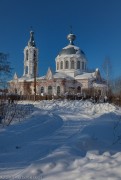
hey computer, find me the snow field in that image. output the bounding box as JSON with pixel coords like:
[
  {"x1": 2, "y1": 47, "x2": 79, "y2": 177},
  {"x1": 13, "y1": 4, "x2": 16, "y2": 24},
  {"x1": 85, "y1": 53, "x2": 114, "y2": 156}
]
[{"x1": 0, "y1": 100, "x2": 121, "y2": 180}]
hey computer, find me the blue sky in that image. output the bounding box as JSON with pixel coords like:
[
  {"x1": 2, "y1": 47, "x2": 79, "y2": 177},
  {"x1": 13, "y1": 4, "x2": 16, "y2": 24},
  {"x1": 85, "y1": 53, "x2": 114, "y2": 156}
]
[{"x1": 0, "y1": 0, "x2": 121, "y2": 79}]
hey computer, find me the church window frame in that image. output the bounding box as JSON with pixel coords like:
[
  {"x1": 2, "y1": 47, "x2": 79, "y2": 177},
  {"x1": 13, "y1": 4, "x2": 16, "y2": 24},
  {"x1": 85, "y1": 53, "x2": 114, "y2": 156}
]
[
  {"x1": 65, "y1": 60, "x2": 69, "y2": 69},
  {"x1": 34, "y1": 50, "x2": 36, "y2": 59},
  {"x1": 26, "y1": 50, "x2": 28, "y2": 60},
  {"x1": 48, "y1": 86, "x2": 52, "y2": 95},
  {"x1": 85, "y1": 63, "x2": 86, "y2": 70},
  {"x1": 57, "y1": 62, "x2": 59, "y2": 70},
  {"x1": 77, "y1": 61, "x2": 80, "y2": 69},
  {"x1": 71, "y1": 60, "x2": 75, "y2": 69},
  {"x1": 57, "y1": 86, "x2": 60, "y2": 95},
  {"x1": 60, "y1": 61, "x2": 63, "y2": 69},
  {"x1": 82, "y1": 62, "x2": 84, "y2": 70},
  {"x1": 77, "y1": 86, "x2": 81, "y2": 93},
  {"x1": 25, "y1": 66, "x2": 28, "y2": 74},
  {"x1": 40, "y1": 87, "x2": 44, "y2": 94}
]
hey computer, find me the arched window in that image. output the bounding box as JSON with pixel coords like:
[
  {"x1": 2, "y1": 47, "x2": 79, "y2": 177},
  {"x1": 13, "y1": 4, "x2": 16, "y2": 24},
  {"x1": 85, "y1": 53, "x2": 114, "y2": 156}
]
[
  {"x1": 34, "y1": 50, "x2": 36, "y2": 58},
  {"x1": 41, "y1": 87, "x2": 44, "y2": 94},
  {"x1": 57, "y1": 86, "x2": 60, "y2": 95},
  {"x1": 77, "y1": 61, "x2": 80, "y2": 69},
  {"x1": 26, "y1": 50, "x2": 28, "y2": 60},
  {"x1": 77, "y1": 86, "x2": 81, "y2": 93},
  {"x1": 25, "y1": 66, "x2": 28, "y2": 74},
  {"x1": 82, "y1": 62, "x2": 84, "y2": 70},
  {"x1": 65, "y1": 61, "x2": 69, "y2": 69},
  {"x1": 48, "y1": 86, "x2": 52, "y2": 95},
  {"x1": 60, "y1": 61, "x2": 63, "y2": 69},
  {"x1": 71, "y1": 60, "x2": 74, "y2": 69},
  {"x1": 57, "y1": 62, "x2": 59, "y2": 70},
  {"x1": 85, "y1": 63, "x2": 86, "y2": 70}
]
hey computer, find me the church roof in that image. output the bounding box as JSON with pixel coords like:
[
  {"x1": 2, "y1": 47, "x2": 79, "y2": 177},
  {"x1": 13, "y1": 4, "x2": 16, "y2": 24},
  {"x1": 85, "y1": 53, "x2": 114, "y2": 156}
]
[
  {"x1": 93, "y1": 82, "x2": 107, "y2": 88},
  {"x1": 38, "y1": 72, "x2": 75, "y2": 80},
  {"x1": 75, "y1": 72, "x2": 96, "y2": 80},
  {"x1": 58, "y1": 44, "x2": 85, "y2": 57},
  {"x1": 53, "y1": 72, "x2": 74, "y2": 80}
]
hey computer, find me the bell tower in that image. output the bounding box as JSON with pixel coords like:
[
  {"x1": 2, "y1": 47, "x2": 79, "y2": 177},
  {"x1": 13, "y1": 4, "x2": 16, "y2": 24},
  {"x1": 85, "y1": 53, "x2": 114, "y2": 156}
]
[{"x1": 23, "y1": 31, "x2": 38, "y2": 78}]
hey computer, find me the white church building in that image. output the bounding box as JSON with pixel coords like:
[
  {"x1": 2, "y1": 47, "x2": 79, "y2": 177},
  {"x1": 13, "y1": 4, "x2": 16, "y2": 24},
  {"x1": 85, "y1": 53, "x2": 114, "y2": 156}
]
[{"x1": 8, "y1": 31, "x2": 107, "y2": 99}]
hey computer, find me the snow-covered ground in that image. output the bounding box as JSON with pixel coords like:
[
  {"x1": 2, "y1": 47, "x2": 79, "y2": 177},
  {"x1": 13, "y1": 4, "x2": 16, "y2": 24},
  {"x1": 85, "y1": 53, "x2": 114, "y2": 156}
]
[{"x1": 0, "y1": 100, "x2": 121, "y2": 180}]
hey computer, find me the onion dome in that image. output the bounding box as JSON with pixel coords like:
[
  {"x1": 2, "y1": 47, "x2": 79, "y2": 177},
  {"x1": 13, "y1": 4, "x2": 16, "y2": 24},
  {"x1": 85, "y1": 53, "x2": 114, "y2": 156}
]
[{"x1": 67, "y1": 33, "x2": 76, "y2": 45}]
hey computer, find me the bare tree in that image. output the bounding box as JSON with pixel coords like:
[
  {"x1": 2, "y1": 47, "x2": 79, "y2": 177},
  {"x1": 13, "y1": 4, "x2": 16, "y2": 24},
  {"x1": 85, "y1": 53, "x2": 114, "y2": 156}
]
[
  {"x1": 112, "y1": 77, "x2": 121, "y2": 95},
  {"x1": 0, "y1": 53, "x2": 34, "y2": 126},
  {"x1": 0, "y1": 52, "x2": 12, "y2": 123},
  {"x1": 0, "y1": 53, "x2": 12, "y2": 88},
  {"x1": 111, "y1": 76, "x2": 121, "y2": 106},
  {"x1": 102, "y1": 57, "x2": 112, "y2": 97}
]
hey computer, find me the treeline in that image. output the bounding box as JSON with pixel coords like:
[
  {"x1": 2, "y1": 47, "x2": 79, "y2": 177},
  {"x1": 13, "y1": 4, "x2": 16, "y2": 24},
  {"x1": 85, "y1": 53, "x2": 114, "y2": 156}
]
[{"x1": 0, "y1": 92, "x2": 121, "y2": 106}]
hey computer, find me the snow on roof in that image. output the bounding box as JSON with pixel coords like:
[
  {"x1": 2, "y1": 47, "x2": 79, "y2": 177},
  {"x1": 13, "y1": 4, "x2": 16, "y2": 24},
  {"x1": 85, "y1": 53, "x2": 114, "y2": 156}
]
[
  {"x1": 19, "y1": 76, "x2": 46, "y2": 82},
  {"x1": 57, "y1": 54, "x2": 81, "y2": 59},
  {"x1": 57, "y1": 44, "x2": 86, "y2": 58},
  {"x1": 18, "y1": 77, "x2": 33, "y2": 82},
  {"x1": 93, "y1": 82, "x2": 107, "y2": 88},
  {"x1": 9, "y1": 72, "x2": 98, "y2": 82},
  {"x1": 54, "y1": 72, "x2": 74, "y2": 80},
  {"x1": 37, "y1": 76, "x2": 46, "y2": 80},
  {"x1": 63, "y1": 44, "x2": 80, "y2": 50},
  {"x1": 10, "y1": 75, "x2": 46, "y2": 82},
  {"x1": 75, "y1": 72, "x2": 96, "y2": 80}
]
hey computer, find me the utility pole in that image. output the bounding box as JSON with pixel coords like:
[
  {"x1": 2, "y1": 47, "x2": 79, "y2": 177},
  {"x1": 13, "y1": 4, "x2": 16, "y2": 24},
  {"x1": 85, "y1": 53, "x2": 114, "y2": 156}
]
[{"x1": 33, "y1": 51, "x2": 37, "y2": 101}]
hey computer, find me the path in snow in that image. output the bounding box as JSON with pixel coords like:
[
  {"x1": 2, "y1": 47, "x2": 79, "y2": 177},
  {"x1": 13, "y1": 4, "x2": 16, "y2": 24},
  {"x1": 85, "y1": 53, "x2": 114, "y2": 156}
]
[
  {"x1": 37, "y1": 113, "x2": 91, "y2": 149},
  {"x1": 0, "y1": 101, "x2": 92, "y2": 177}
]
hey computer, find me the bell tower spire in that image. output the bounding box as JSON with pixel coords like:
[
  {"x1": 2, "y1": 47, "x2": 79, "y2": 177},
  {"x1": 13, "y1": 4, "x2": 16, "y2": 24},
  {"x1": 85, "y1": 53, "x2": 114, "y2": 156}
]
[
  {"x1": 23, "y1": 30, "x2": 38, "y2": 78},
  {"x1": 28, "y1": 31, "x2": 36, "y2": 47}
]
